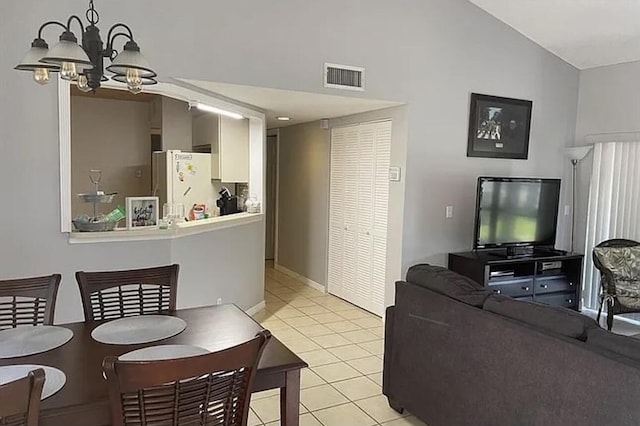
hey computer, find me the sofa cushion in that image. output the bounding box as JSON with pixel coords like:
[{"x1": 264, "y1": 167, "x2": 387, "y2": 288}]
[
  {"x1": 586, "y1": 327, "x2": 640, "y2": 363},
  {"x1": 593, "y1": 246, "x2": 640, "y2": 309},
  {"x1": 483, "y1": 294, "x2": 599, "y2": 340},
  {"x1": 406, "y1": 264, "x2": 492, "y2": 307}
]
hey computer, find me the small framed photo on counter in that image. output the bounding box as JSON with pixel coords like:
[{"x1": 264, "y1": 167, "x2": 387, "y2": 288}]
[{"x1": 126, "y1": 197, "x2": 159, "y2": 229}]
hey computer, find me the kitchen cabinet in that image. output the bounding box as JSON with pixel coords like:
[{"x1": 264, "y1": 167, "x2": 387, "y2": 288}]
[{"x1": 192, "y1": 114, "x2": 249, "y2": 183}]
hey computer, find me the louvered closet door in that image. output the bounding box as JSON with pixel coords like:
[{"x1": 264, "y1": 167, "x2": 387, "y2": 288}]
[
  {"x1": 371, "y1": 122, "x2": 392, "y2": 312},
  {"x1": 328, "y1": 121, "x2": 391, "y2": 317},
  {"x1": 328, "y1": 127, "x2": 347, "y2": 301}
]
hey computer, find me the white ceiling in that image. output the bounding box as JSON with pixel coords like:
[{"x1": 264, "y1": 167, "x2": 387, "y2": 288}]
[
  {"x1": 181, "y1": 80, "x2": 402, "y2": 128},
  {"x1": 468, "y1": 0, "x2": 640, "y2": 69}
]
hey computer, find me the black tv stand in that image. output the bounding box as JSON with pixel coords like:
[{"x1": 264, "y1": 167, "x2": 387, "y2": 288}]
[
  {"x1": 489, "y1": 247, "x2": 567, "y2": 260},
  {"x1": 449, "y1": 249, "x2": 583, "y2": 311}
]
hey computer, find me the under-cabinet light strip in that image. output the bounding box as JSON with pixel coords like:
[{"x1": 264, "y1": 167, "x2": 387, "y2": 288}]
[{"x1": 190, "y1": 101, "x2": 243, "y2": 120}]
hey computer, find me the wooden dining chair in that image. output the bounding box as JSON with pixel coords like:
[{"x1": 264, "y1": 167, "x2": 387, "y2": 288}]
[
  {"x1": 0, "y1": 274, "x2": 61, "y2": 330},
  {"x1": 75, "y1": 264, "x2": 179, "y2": 321},
  {"x1": 103, "y1": 330, "x2": 271, "y2": 426},
  {"x1": 0, "y1": 368, "x2": 45, "y2": 426}
]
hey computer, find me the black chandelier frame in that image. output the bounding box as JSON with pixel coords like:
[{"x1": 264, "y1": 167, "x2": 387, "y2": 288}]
[{"x1": 17, "y1": 0, "x2": 157, "y2": 92}]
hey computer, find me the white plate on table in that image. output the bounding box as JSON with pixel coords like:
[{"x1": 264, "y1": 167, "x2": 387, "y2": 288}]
[
  {"x1": 0, "y1": 326, "x2": 73, "y2": 359},
  {"x1": 91, "y1": 315, "x2": 187, "y2": 345},
  {"x1": 0, "y1": 364, "x2": 66, "y2": 399}
]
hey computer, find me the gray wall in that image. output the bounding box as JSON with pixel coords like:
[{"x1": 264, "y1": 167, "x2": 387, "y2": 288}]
[
  {"x1": 574, "y1": 60, "x2": 640, "y2": 253},
  {"x1": 276, "y1": 122, "x2": 330, "y2": 286},
  {"x1": 71, "y1": 96, "x2": 151, "y2": 217},
  {"x1": 1, "y1": 0, "x2": 579, "y2": 315},
  {"x1": 170, "y1": 221, "x2": 265, "y2": 310}
]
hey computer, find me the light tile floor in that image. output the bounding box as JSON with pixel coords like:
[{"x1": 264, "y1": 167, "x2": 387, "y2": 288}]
[
  {"x1": 583, "y1": 309, "x2": 640, "y2": 336},
  {"x1": 249, "y1": 264, "x2": 427, "y2": 426}
]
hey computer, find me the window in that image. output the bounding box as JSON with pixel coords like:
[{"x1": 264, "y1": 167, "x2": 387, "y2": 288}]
[{"x1": 583, "y1": 141, "x2": 640, "y2": 309}]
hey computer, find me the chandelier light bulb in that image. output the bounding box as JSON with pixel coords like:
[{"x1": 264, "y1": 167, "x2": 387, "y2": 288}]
[
  {"x1": 32, "y1": 68, "x2": 50, "y2": 85},
  {"x1": 125, "y1": 68, "x2": 142, "y2": 85},
  {"x1": 127, "y1": 81, "x2": 143, "y2": 94},
  {"x1": 126, "y1": 68, "x2": 143, "y2": 94},
  {"x1": 76, "y1": 75, "x2": 92, "y2": 92},
  {"x1": 60, "y1": 62, "x2": 78, "y2": 80}
]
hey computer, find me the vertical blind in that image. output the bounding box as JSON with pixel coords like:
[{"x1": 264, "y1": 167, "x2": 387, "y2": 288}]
[{"x1": 583, "y1": 141, "x2": 640, "y2": 309}]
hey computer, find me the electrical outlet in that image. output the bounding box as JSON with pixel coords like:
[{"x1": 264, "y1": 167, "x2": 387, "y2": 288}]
[
  {"x1": 216, "y1": 297, "x2": 222, "y2": 305},
  {"x1": 445, "y1": 205, "x2": 454, "y2": 219}
]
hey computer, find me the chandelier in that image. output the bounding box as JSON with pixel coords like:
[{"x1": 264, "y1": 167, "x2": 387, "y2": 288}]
[{"x1": 14, "y1": 0, "x2": 157, "y2": 94}]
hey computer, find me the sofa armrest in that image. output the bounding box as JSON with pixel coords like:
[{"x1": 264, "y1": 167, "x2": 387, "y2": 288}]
[{"x1": 382, "y1": 305, "x2": 395, "y2": 396}]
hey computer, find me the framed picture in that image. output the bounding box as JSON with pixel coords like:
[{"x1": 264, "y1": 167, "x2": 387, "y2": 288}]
[
  {"x1": 467, "y1": 93, "x2": 533, "y2": 159},
  {"x1": 126, "y1": 197, "x2": 159, "y2": 229}
]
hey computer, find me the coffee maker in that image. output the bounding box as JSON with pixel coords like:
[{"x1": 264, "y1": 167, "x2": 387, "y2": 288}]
[{"x1": 216, "y1": 187, "x2": 239, "y2": 216}]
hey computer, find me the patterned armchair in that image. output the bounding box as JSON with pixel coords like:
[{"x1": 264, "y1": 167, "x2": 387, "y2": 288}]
[{"x1": 593, "y1": 239, "x2": 640, "y2": 331}]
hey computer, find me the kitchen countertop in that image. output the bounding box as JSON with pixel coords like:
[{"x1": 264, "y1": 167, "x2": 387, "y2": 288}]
[{"x1": 68, "y1": 212, "x2": 262, "y2": 244}]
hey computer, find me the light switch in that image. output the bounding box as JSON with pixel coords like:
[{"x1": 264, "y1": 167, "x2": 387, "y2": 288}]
[
  {"x1": 389, "y1": 166, "x2": 401, "y2": 182},
  {"x1": 446, "y1": 205, "x2": 454, "y2": 218},
  {"x1": 564, "y1": 205, "x2": 571, "y2": 216}
]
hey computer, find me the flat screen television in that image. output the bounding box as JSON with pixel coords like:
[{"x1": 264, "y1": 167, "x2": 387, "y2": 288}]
[{"x1": 473, "y1": 177, "x2": 561, "y2": 254}]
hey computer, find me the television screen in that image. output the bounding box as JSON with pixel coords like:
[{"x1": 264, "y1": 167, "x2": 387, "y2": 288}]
[{"x1": 474, "y1": 177, "x2": 561, "y2": 249}]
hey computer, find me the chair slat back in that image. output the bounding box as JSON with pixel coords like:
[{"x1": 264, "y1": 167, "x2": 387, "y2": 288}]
[
  {"x1": 76, "y1": 265, "x2": 179, "y2": 321},
  {"x1": 0, "y1": 275, "x2": 61, "y2": 330},
  {"x1": 104, "y1": 330, "x2": 271, "y2": 426},
  {"x1": 0, "y1": 368, "x2": 45, "y2": 426}
]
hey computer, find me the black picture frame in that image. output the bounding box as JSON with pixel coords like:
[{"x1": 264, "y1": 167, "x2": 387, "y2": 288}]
[{"x1": 467, "y1": 93, "x2": 532, "y2": 160}]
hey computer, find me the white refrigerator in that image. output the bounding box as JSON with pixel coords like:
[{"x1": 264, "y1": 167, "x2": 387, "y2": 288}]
[{"x1": 153, "y1": 150, "x2": 222, "y2": 218}]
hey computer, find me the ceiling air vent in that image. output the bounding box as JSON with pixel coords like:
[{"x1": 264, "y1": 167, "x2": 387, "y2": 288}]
[{"x1": 324, "y1": 63, "x2": 365, "y2": 91}]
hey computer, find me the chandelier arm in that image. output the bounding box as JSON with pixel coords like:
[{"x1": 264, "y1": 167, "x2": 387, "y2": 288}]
[
  {"x1": 106, "y1": 32, "x2": 134, "y2": 60},
  {"x1": 37, "y1": 21, "x2": 68, "y2": 39},
  {"x1": 66, "y1": 15, "x2": 86, "y2": 35},
  {"x1": 106, "y1": 23, "x2": 134, "y2": 51}
]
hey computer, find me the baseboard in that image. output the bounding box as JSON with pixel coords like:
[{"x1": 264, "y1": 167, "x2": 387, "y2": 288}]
[
  {"x1": 274, "y1": 263, "x2": 326, "y2": 293},
  {"x1": 245, "y1": 300, "x2": 266, "y2": 316}
]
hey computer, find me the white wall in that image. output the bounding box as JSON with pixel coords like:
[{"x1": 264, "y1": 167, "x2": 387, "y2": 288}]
[
  {"x1": 276, "y1": 122, "x2": 330, "y2": 286},
  {"x1": 1, "y1": 0, "x2": 579, "y2": 318},
  {"x1": 162, "y1": 97, "x2": 192, "y2": 151},
  {"x1": 574, "y1": 60, "x2": 640, "y2": 253},
  {"x1": 71, "y1": 96, "x2": 151, "y2": 217}
]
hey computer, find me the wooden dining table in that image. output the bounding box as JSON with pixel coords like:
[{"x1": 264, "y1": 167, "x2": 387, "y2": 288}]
[{"x1": 0, "y1": 304, "x2": 307, "y2": 426}]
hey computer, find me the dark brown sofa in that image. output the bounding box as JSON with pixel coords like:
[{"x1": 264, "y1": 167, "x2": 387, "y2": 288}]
[{"x1": 383, "y1": 264, "x2": 640, "y2": 426}]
